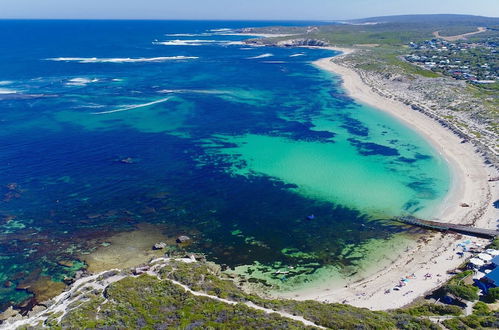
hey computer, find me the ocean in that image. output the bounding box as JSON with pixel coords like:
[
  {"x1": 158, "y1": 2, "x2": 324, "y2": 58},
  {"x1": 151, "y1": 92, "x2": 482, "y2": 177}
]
[{"x1": 0, "y1": 20, "x2": 450, "y2": 309}]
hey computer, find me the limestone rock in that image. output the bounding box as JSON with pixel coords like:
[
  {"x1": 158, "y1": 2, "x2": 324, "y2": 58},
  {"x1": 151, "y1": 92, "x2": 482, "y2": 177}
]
[
  {"x1": 0, "y1": 306, "x2": 19, "y2": 321},
  {"x1": 176, "y1": 236, "x2": 191, "y2": 244},
  {"x1": 153, "y1": 242, "x2": 167, "y2": 250}
]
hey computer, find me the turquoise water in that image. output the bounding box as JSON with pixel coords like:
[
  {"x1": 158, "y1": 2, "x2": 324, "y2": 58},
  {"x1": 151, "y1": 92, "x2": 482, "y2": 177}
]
[
  {"x1": 212, "y1": 101, "x2": 449, "y2": 218},
  {"x1": 0, "y1": 20, "x2": 450, "y2": 309}
]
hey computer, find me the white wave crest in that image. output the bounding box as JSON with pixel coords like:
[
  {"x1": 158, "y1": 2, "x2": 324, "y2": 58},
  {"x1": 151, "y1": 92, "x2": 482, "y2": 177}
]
[
  {"x1": 209, "y1": 28, "x2": 233, "y2": 32},
  {"x1": 290, "y1": 53, "x2": 305, "y2": 57},
  {"x1": 165, "y1": 33, "x2": 213, "y2": 37},
  {"x1": 247, "y1": 53, "x2": 274, "y2": 59},
  {"x1": 92, "y1": 97, "x2": 171, "y2": 115},
  {"x1": 66, "y1": 78, "x2": 99, "y2": 86},
  {"x1": 0, "y1": 88, "x2": 18, "y2": 94},
  {"x1": 48, "y1": 56, "x2": 198, "y2": 63},
  {"x1": 224, "y1": 41, "x2": 246, "y2": 46},
  {"x1": 0, "y1": 81, "x2": 14, "y2": 86},
  {"x1": 153, "y1": 40, "x2": 220, "y2": 46},
  {"x1": 159, "y1": 89, "x2": 231, "y2": 95}
]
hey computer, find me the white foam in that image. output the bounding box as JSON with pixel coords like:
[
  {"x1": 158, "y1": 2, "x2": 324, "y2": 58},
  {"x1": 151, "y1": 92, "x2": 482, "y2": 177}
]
[
  {"x1": 0, "y1": 88, "x2": 18, "y2": 94},
  {"x1": 153, "y1": 40, "x2": 222, "y2": 46},
  {"x1": 165, "y1": 33, "x2": 213, "y2": 37},
  {"x1": 262, "y1": 61, "x2": 286, "y2": 64},
  {"x1": 80, "y1": 104, "x2": 106, "y2": 109},
  {"x1": 49, "y1": 56, "x2": 198, "y2": 63},
  {"x1": 92, "y1": 97, "x2": 171, "y2": 115},
  {"x1": 0, "y1": 81, "x2": 13, "y2": 86},
  {"x1": 209, "y1": 28, "x2": 233, "y2": 32},
  {"x1": 290, "y1": 53, "x2": 305, "y2": 57},
  {"x1": 225, "y1": 41, "x2": 246, "y2": 46},
  {"x1": 247, "y1": 53, "x2": 274, "y2": 59},
  {"x1": 66, "y1": 77, "x2": 99, "y2": 86},
  {"x1": 159, "y1": 89, "x2": 231, "y2": 95}
]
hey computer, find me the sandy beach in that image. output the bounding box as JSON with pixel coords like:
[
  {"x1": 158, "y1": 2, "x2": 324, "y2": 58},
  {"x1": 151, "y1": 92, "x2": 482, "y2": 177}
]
[{"x1": 276, "y1": 47, "x2": 499, "y2": 310}]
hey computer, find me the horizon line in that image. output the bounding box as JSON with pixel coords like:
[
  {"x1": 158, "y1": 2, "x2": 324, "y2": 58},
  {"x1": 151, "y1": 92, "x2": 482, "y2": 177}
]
[{"x1": 0, "y1": 13, "x2": 497, "y2": 22}]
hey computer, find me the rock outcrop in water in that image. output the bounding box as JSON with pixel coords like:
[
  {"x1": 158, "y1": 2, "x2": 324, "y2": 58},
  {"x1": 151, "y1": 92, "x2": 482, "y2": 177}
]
[
  {"x1": 153, "y1": 242, "x2": 167, "y2": 250},
  {"x1": 176, "y1": 235, "x2": 191, "y2": 244}
]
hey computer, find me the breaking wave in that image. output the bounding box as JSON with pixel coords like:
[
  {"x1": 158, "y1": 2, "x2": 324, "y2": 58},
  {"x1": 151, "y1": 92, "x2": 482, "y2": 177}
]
[
  {"x1": 153, "y1": 40, "x2": 224, "y2": 46},
  {"x1": 66, "y1": 78, "x2": 99, "y2": 86},
  {"x1": 48, "y1": 56, "x2": 199, "y2": 63},
  {"x1": 165, "y1": 33, "x2": 213, "y2": 37},
  {"x1": 209, "y1": 28, "x2": 233, "y2": 32},
  {"x1": 0, "y1": 88, "x2": 18, "y2": 94},
  {"x1": 159, "y1": 89, "x2": 232, "y2": 95},
  {"x1": 91, "y1": 97, "x2": 171, "y2": 115},
  {"x1": 247, "y1": 53, "x2": 274, "y2": 59}
]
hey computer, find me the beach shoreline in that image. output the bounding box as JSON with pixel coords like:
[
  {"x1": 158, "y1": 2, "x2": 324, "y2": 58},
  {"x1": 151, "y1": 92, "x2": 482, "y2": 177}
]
[{"x1": 271, "y1": 47, "x2": 498, "y2": 310}]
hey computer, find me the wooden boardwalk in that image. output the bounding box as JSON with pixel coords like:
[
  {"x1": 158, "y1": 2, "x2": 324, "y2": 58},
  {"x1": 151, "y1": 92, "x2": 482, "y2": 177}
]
[{"x1": 397, "y1": 216, "x2": 499, "y2": 239}]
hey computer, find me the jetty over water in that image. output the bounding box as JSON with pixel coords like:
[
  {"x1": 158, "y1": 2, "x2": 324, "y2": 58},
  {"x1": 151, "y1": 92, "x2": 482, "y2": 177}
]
[{"x1": 397, "y1": 216, "x2": 499, "y2": 239}]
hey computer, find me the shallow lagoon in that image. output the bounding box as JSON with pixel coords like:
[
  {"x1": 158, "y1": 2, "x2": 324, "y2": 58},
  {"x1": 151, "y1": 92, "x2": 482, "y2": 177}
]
[{"x1": 0, "y1": 20, "x2": 449, "y2": 308}]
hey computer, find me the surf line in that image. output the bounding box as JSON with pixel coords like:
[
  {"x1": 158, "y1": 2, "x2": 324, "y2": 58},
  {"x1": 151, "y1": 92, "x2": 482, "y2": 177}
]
[{"x1": 91, "y1": 97, "x2": 171, "y2": 115}]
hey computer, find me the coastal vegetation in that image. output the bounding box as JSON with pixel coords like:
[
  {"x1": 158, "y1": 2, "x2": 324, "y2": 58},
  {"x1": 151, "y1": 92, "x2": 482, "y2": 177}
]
[
  {"x1": 57, "y1": 275, "x2": 313, "y2": 329},
  {"x1": 485, "y1": 287, "x2": 499, "y2": 303},
  {"x1": 12, "y1": 258, "x2": 496, "y2": 329},
  {"x1": 489, "y1": 238, "x2": 499, "y2": 250},
  {"x1": 158, "y1": 261, "x2": 434, "y2": 329},
  {"x1": 399, "y1": 303, "x2": 462, "y2": 317},
  {"x1": 442, "y1": 270, "x2": 480, "y2": 302},
  {"x1": 38, "y1": 260, "x2": 441, "y2": 329},
  {"x1": 442, "y1": 302, "x2": 499, "y2": 330}
]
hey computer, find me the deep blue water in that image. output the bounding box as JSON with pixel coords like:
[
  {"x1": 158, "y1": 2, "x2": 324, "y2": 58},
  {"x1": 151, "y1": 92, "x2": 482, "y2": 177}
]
[{"x1": 0, "y1": 20, "x2": 450, "y2": 310}]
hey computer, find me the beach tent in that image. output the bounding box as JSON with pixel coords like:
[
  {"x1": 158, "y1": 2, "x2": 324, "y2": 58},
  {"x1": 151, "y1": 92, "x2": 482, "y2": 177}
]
[
  {"x1": 469, "y1": 258, "x2": 485, "y2": 267},
  {"x1": 486, "y1": 249, "x2": 499, "y2": 256},
  {"x1": 477, "y1": 253, "x2": 493, "y2": 262},
  {"x1": 484, "y1": 268, "x2": 499, "y2": 287}
]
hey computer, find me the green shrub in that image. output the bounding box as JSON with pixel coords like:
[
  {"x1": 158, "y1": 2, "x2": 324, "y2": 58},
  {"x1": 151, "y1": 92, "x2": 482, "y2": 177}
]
[
  {"x1": 473, "y1": 302, "x2": 491, "y2": 316},
  {"x1": 443, "y1": 271, "x2": 479, "y2": 301},
  {"x1": 485, "y1": 287, "x2": 499, "y2": 303},
  {"x1": 442, "y1": 301, "x2": 499, "y2": 330},
  {"x1": 401, "y1": 303, "x2": 462, "y2": 316},
  {"x1": 442, "y1": 318, "x2": 467, "y2": 330},
  {"x1": 488, "y1": 238, "x2": 499, "y2": 250}
]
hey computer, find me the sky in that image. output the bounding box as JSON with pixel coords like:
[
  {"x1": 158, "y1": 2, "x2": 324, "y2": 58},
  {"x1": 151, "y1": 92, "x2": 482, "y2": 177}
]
[{"x1": 1, "y1": 0, "x2": 498, "y2": 20}]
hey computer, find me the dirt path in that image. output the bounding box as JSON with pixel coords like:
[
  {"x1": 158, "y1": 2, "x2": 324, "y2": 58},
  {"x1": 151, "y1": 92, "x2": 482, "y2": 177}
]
[
  {"x1": 169, "y1": 278, "x2": 325, "y2": 328},
  {"x1": 433, "y1": 27, "x2": 487, "y2": 41},
  {"x1": 2, "y1": 258, "x2": 325, "y2": 329}
]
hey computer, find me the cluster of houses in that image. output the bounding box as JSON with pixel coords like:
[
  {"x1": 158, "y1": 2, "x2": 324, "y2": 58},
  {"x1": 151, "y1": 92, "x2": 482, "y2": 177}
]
[{"x1": 405, "y1": 38, "x2": 498, "y2": 84}]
